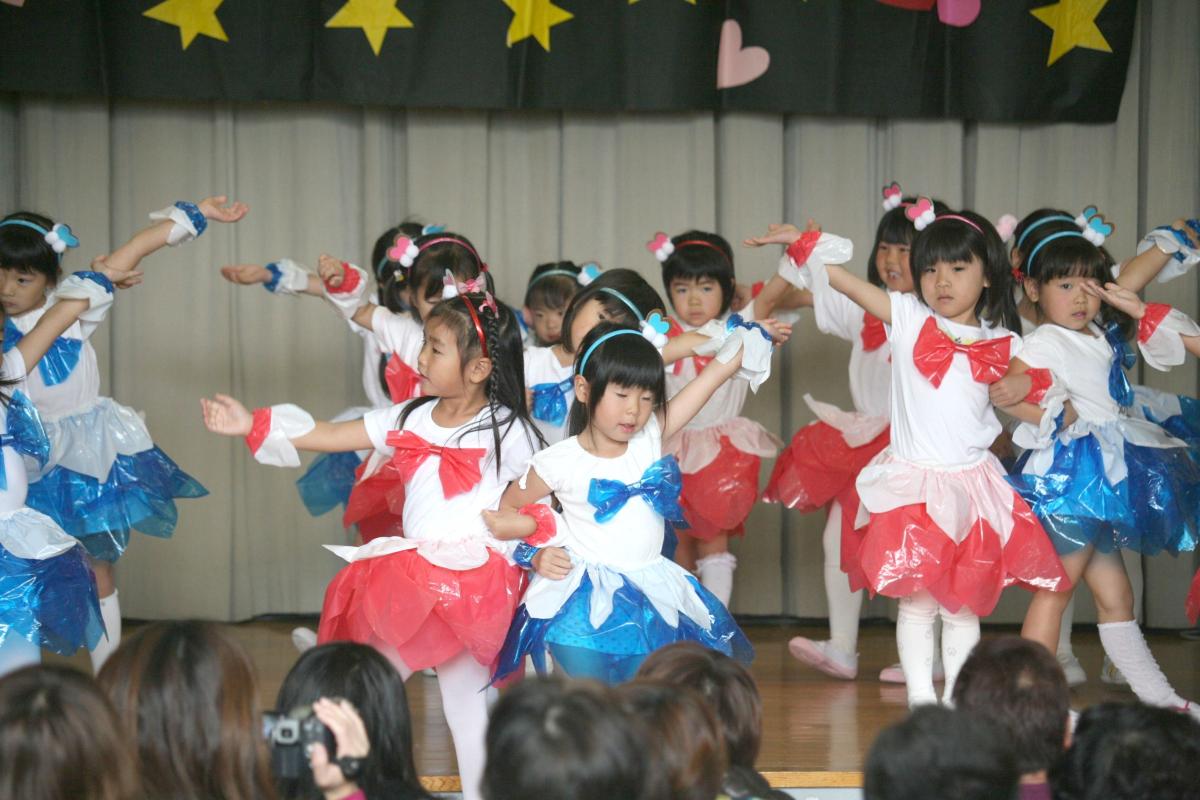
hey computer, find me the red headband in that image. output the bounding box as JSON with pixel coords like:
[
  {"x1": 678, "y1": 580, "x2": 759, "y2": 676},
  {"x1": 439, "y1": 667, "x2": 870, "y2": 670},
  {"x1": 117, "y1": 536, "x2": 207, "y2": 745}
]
[
  {"x1": 462, "y1": 296, "x2": 489, "y2": 359},
  {"x1": 675, "y1": 239, "x2": 731, "y2": 264}
]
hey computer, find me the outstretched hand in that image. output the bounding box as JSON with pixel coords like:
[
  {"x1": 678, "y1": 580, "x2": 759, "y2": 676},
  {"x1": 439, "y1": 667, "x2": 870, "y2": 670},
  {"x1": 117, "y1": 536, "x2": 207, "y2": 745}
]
[
  {"x1": 1082, "y1": 280, "x2": 1146, "y2": 319},
  {"x1": 317, "y1": 254, "x2": 344, "y2": 287},
  {"x1": 757, "y1": 317, "x2": 793, "y2": 345},
  {"x1": 200, "y1": 394, "x2": 254, "y2": 436},
  {"x1": 198, "y1": 195, "x2": 250, "y2": 224},
  {"x1": 220, "y1": 263, "x2": 272, "y2": 285},
  {"x1": 742, "y1": 219, "x2": 821, "y2": 248},
  {"x1": 91, "y1": 254, "x2": 144, "y2": 290}
]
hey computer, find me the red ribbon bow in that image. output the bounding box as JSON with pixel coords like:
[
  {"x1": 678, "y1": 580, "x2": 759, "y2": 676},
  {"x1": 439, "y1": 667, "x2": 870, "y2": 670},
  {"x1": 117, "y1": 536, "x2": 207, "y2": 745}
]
[
  {"x1": 860, "y1": 312, "x2": 887, "y2": 352},
  {"x1": 911, "y1": 316, "x2": 1010, "y2": 388},
  {"x1": 665, "y1": 316, "x2": 713, "y2": 375},
  {"x1": 385, "y1": 355, "x2": 423, "y2": 403},
  {"x1": 386, "y1": 430, "x2": 486, "y2": 499}
]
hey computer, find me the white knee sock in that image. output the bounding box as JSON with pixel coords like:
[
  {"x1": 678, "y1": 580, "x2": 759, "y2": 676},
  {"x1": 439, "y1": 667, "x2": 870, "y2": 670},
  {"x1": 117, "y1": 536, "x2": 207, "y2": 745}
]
[
  {"x1": 938, "y1": 605, "x2": 980, "y2": 704},
  {"x1": 1097, "y1": 620, "x2": 1188, "y2": 708},
  {"x1": 0, "y1": 634, "x2": 41, "y2": 678},
  {"x1": 696, "y1": 552, "x2": 737, "y2": 607},
  {"x1": 823, "y1": 504, "x2": 863, "y2": 657},
  {"x1": 435, "y1": 649, "x2": 493, "y2": 800},
  {"x1": 89, "y1": 590, "x2": 122, "y2": 674},
  {"x1": 1057, "y1": 594, "x2": 1077, "y2": 658},
  {"x1": 896, "y1": 592, "x2": 940, "y2": 707}
]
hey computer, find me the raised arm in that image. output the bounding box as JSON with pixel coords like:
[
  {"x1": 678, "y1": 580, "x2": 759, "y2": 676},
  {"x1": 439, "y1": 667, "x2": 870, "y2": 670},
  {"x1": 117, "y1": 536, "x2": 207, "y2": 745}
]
[
  {"x1": 317, "y1": 255, "x2": 379, "y2": 330},
  {"x1": 104, "y1": 195, "x2": 248, "y2": 275},
  {"x1": 661, "y1": 349, "x2": 742, "y2": 440},
  {"x1": 201, "y1": 394, "x2": 373, "y2": 454},
  {"x1": 1116, "y1": 217, "x2": 1200, "y2": 292},
  {"x1": 220, "y1": 261, "x2": 325, "y2": 296}
]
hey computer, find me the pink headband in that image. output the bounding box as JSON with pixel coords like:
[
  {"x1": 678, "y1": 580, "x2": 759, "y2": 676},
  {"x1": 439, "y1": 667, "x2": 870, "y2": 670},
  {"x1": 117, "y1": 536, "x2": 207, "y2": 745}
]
[
  {"x1": 931, "y1": 214, "x2": 983, "y2": 234},
  {"x1": 421, "y1": 236, "x2": 487, "y2": 272}
]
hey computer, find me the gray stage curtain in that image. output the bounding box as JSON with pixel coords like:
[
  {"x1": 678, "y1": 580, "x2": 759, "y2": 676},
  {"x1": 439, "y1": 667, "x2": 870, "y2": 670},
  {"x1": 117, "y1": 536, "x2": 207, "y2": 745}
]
[{"x1": 0, "y1": 1, "x2": 1195, "y2": 626}]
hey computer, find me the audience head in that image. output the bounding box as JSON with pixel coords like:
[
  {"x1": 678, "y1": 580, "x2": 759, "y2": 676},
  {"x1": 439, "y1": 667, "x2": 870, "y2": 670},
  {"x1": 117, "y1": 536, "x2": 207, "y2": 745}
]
[
  {"x1": 635, "y1": 641, "x2": 763, "y2": 771},
  {"x1": 951, "y1": 636, "x2": 1069, "y2": 777},
  {"x1": 97, "y1": 620, "x2": 276, "y2": 800},
  {"x1": 274, "y1": 642, "x2": 431, "y2": 800},
  {"x1": 619, "y1": 680, "x2": 726, "y2": 800},
  {"x1": 483, "y1": 676, "x2": 663, "y2": 800},
  {"x1": 1051, "y1": 701, "x2": 1200, "y2": 800},
  {"x1": 0, "y1": 664, "x2": 138, "y2": 800},
  {"x1": 864, "y1": 705, "x2": 1018, "y2": 800}
]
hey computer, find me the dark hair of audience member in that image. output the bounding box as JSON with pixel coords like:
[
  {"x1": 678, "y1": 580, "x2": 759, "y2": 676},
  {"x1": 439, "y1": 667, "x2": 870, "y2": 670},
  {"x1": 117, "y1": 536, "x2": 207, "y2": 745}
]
[
  {"x1": 482, "y1": 676, "x2": 665, "y2": 800},
  {"x1": 0, "y1": 664, "x2": 139, "y2": 800},
  {"x1": 619, "y1": 680, "x2": 727, "y2": 800},
  {"x1": 864, "y1": 705, "x2": 1019, "y2": 800},
  {"x1": 1051, "y1": 701, "x2": 1200, "y2": 800},
  {"x1": 274, "y1": 642, "x2": 433, "y2": 800},
  {"x1": 951, "y1": 636, "x2": 1070, "y2": 777},
  {"x1": 97, "y1": 620, "x2": 277, "y2": 800}
]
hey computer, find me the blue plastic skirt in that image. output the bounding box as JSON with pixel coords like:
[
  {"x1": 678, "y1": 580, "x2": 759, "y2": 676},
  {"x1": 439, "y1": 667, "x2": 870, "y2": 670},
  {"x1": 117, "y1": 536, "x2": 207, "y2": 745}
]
[
  {"x1": 493, "y1": 571, "x2": 754, "y2": 685},
  {"x1": 296, "y1": 451, "x2": 363, "y2": 517},
  {"x1": 1140, "y1": 393, "x2": 1200, "y2": 446},
  {"x1": 25, "y1": 446, "x2": 209, "y2": 562},
  {"x1": 0, "y1": 538, "x2": 103, "y2": 655},
  {"x1": 1009, "y1": 433, "x2": 1200, "y2": 557}
]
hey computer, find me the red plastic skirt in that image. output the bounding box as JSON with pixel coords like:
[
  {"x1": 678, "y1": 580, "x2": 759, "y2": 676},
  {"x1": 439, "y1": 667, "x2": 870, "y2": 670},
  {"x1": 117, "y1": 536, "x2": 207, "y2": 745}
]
[
  {"x1": 678, "y1": 436, "x2": 761, "y2": 541},
  {"x1": 342, "y1": 458, "x2": 405, "y2": 543},
  {"x1": 841, "y1": 496, "x2": 1069, "y2": 617},
  {"x1": 1186, "y1": 567, "x2": 1200, "y2": 625},
  {"x1": 763, "y1": 421, "x2": 890, "y2": 513},
  {"x1": 318, "y1": 548, "x2": 526, "y2": 671}
]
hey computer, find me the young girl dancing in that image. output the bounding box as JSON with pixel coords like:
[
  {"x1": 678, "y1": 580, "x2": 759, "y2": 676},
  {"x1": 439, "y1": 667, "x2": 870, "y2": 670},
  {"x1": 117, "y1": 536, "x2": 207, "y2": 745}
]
[
  {"x1": 486, "y1": 315, "x2": 787, "y2": 684},
  {"x1": 0, "y1": 257, "x2": 141, "y2": 676},
  {"x1": 996, "y1": 229, "x2": 1200, "y2": 718},
  {"x1": 650, "y1": 229, "x2": 788, "y2": 605},
  {"x1": 749, "y1": 205, "x2": 1069, "y2": 706},
  {"x1": 752, "y1": 188, "x2": 947, "y2": 680},
  {"x1": 203, "y1": 294, "x2": 538, "y2": 800},
  {"x1": 0, "y1": 197, "x2": 246, "y2": 671}
]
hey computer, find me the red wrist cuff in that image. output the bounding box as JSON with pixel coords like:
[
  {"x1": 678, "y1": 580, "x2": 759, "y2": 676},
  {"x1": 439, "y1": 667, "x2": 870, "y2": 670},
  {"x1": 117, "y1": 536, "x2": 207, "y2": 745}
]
[
  {"x1": 519, "y1": 503, "x2": 557, "y2": 546},
  {"x1": 1024, "y1": 368, "x2": 1053, "y2": 404},
  {"x1": 1138, "y1": 302, "x2": 1172, "y2": 343},
  {"x1": 785, "y1": 230, "x2": 821, "y2": 267},
  {"x1": 245, "y1": 408, "x2": 272, "y2": 454},
  {"x1": 324, "y1": 262, "x2": 362, "y2": 295}
]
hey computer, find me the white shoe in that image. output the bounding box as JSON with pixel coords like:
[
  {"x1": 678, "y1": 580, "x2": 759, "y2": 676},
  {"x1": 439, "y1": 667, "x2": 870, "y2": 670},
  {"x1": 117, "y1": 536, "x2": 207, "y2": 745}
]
[
  {"x1": 787, "y1": 638, "x2": 858, "y2": 680},
  {"x1": 879, "y1": 660, "x2": 945, "y2": 684},
  {"x1": 291, "y1": 627, "x2": 318, "y2": 653},
  {"x1": 1100, "y1": 655, "x2": 1129, "y2": 687},
  {"x1": 1057, "y1": 651, "x2": 1088, "y2": 687},
  {"x1": 421, "y1": 667, "x2": 437, "y2": 677}
]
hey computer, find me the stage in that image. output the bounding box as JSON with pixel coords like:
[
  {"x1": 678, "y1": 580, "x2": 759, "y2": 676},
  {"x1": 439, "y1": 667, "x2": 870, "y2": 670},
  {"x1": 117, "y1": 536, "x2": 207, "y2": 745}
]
[{"x1": 55, "y1": 618, "x2": 1200, "y2": 797}]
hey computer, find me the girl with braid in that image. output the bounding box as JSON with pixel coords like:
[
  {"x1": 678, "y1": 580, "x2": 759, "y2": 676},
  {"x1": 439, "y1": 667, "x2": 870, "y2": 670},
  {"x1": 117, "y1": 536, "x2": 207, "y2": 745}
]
[{"x1": 202, "y1": 292, "x2": 540, "y2": 800}]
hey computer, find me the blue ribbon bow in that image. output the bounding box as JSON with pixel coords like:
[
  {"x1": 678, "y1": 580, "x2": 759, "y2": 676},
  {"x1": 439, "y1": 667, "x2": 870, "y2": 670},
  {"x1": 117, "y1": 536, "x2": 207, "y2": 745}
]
[
  {"x1": 3, "y1": 318, "x2": 83, "y2": 387},
  {"x1": 1103, "y1": 321, "x2": 1136, "y2": 408},
  {"x1": 588, "y1": 455, "x2": 688, "y2": 527},
  {"x1": 726, "y1": 313, "x2": 772, "y2": 342},
  {"x1": 531, "y1": 378, "x2": 573, "y2": 426},
  {"x1": 0, "y1": 390, "x2": 50, "y2": 491}
]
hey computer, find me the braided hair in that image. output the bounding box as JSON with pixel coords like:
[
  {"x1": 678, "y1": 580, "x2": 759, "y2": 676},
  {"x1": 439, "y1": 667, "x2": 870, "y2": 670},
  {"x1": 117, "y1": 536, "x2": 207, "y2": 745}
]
[{"x1": 397, "y1": 295, "x2": 543, "y2": 475}]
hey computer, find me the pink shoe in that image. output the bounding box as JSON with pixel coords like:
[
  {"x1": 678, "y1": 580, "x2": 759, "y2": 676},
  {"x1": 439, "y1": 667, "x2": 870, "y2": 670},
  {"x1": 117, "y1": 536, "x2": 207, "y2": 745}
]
[
  {"x1": 788, "y1": 638, "x2": 858, "y2": 680},
  {"x1": 879, "y1": 661, "x2": 946, "y2": 684}
]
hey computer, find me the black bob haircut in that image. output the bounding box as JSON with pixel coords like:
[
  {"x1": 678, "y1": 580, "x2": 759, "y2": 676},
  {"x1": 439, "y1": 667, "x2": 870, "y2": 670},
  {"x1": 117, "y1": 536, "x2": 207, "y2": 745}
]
[
  {"x1": 660, "y1": 230, "x2": 735, "y2": 315},
  {"x1": 568, "y1": 321, "x2": 667, "y2": 437}
]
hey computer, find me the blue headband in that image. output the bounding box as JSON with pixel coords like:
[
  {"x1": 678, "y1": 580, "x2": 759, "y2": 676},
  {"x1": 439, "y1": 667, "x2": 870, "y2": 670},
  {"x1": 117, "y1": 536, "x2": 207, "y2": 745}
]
[
  {"x1": 529, "y1": 269, "x2": 580, "y2": 288},
  {"x1": 596, "y1": 287, "x2": 642, "y2": 320},
  {"x1": 0, "y1": 219, "x2": 49, "y2": 237},
  {"x1": 577, "y1": 328, "x2": 643, "y2": 375},
  {"x1": 1025, "y1": 230, "x2": 1087, "y2": 277},
  {"x1": 1015, "y1": 215, "x2": 1076, "y2": 250}
]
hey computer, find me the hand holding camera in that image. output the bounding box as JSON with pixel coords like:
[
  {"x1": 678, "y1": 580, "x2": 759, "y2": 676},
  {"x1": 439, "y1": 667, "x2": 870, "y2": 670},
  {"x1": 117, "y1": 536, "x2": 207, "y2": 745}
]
[{"x1": 308, "y1": 698, "x2": 371, "y2": 795}]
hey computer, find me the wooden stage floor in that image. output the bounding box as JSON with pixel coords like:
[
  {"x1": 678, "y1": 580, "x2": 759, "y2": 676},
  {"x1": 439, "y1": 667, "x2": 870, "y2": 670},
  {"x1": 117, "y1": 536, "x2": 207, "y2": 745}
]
[{"x1": 57, "y1": 618, "x2": 1200, "y2": 791}]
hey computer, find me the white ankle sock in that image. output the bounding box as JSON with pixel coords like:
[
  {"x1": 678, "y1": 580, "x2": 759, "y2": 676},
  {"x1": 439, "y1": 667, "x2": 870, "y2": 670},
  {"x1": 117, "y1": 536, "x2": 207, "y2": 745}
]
[
  {"x1": 1097, "y1": 619, "x2": 1187, "y2": 709},
  {"x1": 896, "y1": 592, "x2": 939, "y2": 707},
  {"x1": 823, "y1": 505, "x2": 863, "y2": 657},
  {"x1": 938, "y1": 605, "x2": 980, "y2": 703},
  {"x1": 89, "y1": 590, "x2": 122, "y2": 673},
  {"x1": 696, "y1": 552, "x2": 737, "y2": 607},
  {"x1": 0, "y1": 634, "x2": 41, "y2": 678},
  {"x1": 435, "y1": 649, "x2": 493, "y2": 800}
]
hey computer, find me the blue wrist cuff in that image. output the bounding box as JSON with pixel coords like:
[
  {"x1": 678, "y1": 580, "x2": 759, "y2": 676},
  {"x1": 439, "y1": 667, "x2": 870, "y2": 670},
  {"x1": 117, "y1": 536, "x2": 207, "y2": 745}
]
[
  {"x1": 264, "y1": 262, "x2": 283, "y2": 293},
  {"x1": 175, "y1": 201, "x2": 208, "y2": 237},
  {"x1": 514, "y1": 542, "x2": 540, "y2": 569},
  {"x1": 72, "y1": 270, "x2": 114, "y2": 294}
]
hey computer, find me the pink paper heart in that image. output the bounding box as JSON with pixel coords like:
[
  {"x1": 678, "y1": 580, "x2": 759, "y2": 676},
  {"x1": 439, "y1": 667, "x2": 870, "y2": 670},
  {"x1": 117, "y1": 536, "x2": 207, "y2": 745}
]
[
  {"x1": 882, "y1": 182, "x2": 902, "y2": 201},
  {"x1": 937, "y1": 0, "x2": 980, "y2": 27},
  {"x1": 906, "y1": 197, "x2": 933, "y2": 222},
  {"x1": 646, "y1": 232, "x2": 670, "y2": 254},
  {"x1": 716, "y1": 20, "x2": 770, "y2": 90}
]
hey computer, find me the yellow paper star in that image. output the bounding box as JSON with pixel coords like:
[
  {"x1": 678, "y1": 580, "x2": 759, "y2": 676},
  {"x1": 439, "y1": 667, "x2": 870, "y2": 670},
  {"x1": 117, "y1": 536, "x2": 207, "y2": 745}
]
[
  {"x1": 504, "y1": 0, "x2": 573, "y2": 51},
  {"x1": 1030, "y1": 0, "x2": 1113, "y2": 66},
  {"x1": 143, "y1": 0, "x2": 228, "y2": 50},
  {"x1": 326, "y1": 0, "x2": 413, "y2": 56}
]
